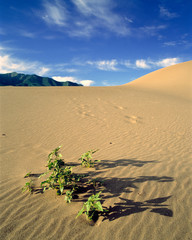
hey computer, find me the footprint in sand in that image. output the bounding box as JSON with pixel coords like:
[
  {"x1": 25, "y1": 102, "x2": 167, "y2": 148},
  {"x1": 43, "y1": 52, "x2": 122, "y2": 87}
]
[
  {"x1": 125, "y1": 115, "x2": 142, "y2": 124},
  {"x1": 114, "y1": 105, "x2": 125, "y2": 110}
]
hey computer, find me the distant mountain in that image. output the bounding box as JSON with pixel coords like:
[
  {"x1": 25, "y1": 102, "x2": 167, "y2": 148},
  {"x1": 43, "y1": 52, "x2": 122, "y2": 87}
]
[{"x1": 0, "y1": 72, "x2": 83, "y2": 86}]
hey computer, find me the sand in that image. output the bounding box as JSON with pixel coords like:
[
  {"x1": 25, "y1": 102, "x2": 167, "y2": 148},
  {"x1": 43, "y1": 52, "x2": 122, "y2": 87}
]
[{"x1": 0, "y1": 61, "x2": 192, "y2": 240}]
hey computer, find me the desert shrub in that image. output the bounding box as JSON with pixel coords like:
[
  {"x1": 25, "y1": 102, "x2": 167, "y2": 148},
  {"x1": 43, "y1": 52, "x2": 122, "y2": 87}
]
[
  {"x1": 79, "y1": 149, "x2": 100, "y2": 167},
  {"x1": 76, "y1": 191, "x2": 105, "y2": 221},
  {"x1": 22, "y1": 146, "x2": 106, "y2": 223}
]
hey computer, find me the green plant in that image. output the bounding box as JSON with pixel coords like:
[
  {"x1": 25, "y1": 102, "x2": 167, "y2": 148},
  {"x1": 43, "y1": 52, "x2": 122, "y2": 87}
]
[
  {"x1": 22, "y1": 179, "x2": 33, "y2": 193},
  {"x1": 24, "y1": 172, "x2": 31, "y2": 178},
  {"x1": 47, "y1": 146, "x2": 65, "y2": 171},
  {"x1": 65, "y1": 189, "x2": 74, "y2": 203},
  {"x1": 79, "y1": 149, "x2": 100, "y2": 168},
  {"x1": 76, "y1": 191, "x2": 104, "y2": 221},
  {"x1": 22, "y1": 146, "x2": 107, "y2": 219},
  {"x1": 39, "y1": 147, "x2": 84, "y2": 196}
]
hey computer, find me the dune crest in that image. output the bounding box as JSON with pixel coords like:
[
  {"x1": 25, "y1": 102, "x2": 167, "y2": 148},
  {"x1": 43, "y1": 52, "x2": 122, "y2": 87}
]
[{"x1": 125, "y1": 60, "x2": 192, "y2": 100}]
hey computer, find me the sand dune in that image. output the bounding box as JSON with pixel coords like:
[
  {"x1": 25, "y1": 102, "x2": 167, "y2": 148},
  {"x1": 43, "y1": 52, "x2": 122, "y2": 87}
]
[
  {"x1": 125, "y1": 60, "x2": 192, "y2": 100},
  {"x1": 0, "y1": 61, "x2": 192, "y2": 240}
]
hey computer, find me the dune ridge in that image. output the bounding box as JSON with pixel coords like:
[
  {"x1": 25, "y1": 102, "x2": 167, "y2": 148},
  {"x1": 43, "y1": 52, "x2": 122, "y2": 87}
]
[{"x1": 0, "y1": 61, "x2": 192, "y2": 240}]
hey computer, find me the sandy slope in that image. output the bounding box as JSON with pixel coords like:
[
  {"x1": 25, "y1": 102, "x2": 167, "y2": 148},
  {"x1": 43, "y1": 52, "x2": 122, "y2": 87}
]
[
  {"x1": 0, "y1": 61, "x2": 192, "y2": 240},
  {"x1": 125, "y1": 60, "x2": 192, "y2": 100}
]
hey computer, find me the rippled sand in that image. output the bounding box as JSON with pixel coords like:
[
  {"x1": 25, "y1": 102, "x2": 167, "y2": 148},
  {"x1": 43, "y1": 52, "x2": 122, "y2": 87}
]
[{"x1": 0, "y1": 61, "x2": 191, "y2": 240}]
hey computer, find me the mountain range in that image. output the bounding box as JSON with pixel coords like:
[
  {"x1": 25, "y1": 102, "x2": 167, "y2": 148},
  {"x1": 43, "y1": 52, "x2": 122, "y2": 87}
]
[{"x1": 0, "y1": 72, "x2": 83, "y2": 86}]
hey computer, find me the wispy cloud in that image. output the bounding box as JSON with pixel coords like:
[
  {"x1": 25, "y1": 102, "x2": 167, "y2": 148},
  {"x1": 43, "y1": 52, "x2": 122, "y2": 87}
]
[
  {"x1": 38, "y1": 67, "x2": 50, "y2": 76},
  {"x1": 159, "y1": 6, "x2": 178, "y2": 19},
  {"x1": 39, "y1": 0, "x2": 130, "y2": 37},
  {"x1": 19, "y1": 29, "x2": 36, "y2": 38},
  {"x1": 163, "y1": 41, "x2": 177, "y2": 47},
  {"x1": 72, "y1": 0, "x2": 129, "y2": 36},
  {"x1": 41, "y1": 0, "x2": 68, "y2": 26},
  {"x1": 87, "y1": 59, "x2": 118, "y2": 71},
  {"x1": 163, "y1": 34, "x2": 192, "y2": 48},
  {"x1": 52, "y1": 76, "x2": 94, "y2": 86},
  {"x1": 139, "y1": 25, "x2": 166, "y2": 37}
]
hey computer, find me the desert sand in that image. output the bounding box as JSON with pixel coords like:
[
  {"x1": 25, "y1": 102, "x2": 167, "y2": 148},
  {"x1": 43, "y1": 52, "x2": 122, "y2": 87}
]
[{"x1": 0, "y1": 60, "x2": 192, "y2": 240}]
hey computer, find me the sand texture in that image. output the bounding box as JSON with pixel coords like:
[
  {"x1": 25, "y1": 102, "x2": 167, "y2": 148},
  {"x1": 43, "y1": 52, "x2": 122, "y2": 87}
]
[{"x1": 0, "y1": 61, "x2": 192, "y2": 240}]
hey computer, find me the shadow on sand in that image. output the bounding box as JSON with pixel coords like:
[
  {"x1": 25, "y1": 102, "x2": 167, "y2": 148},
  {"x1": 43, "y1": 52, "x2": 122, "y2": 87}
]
[
  {"x1": 95, "y1": 158, "x2": 158, "y2": 170},
  {"x1": 102, "y1": 196, "x2": 173, "y2": 221},
  {"x1": 26, "y1": 158, "x2": 174, "y2": 221},
  {"x1": 86, "y1": 158, "x2": 174, "y2": 221}
]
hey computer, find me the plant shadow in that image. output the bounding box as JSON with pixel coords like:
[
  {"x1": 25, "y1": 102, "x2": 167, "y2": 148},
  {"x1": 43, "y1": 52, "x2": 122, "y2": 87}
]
[
  {"x1": 24, "y1": 173, "x2": 43, "y2": 178},
  {"x1": 96, "y1": 158, "x2": 158, "y2": 170},
  {"x1": 102, "y1": 196, "x2": 173, "y2": 221},
  {"x1": 85, "y1": 175, "x2": 174, "y2": 199}
]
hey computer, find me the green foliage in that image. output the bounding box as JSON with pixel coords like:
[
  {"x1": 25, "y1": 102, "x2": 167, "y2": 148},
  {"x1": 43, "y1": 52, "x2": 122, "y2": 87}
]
[
  {"x1": 22, "y1": 146, "x2": 107, "y2": 223},
  {"x1": 24, "y1": 172, "x2": 31, "y2": 178},
  {"x1": 46, "y1": 145, "x2": 65, "y2": 171},
  {"x1": 39, "y1": 147, "x2": 82, "y2": 194},
  {"x1": 79, "y1": 149, "x2": 100, "y2": 167},
  {"x1": 22, "y1": 180, "x2": 33, "y2": 193},
  {"x1": 65, "y1": 189, "x2": 74, "y2": 203},
  {"x1": 76, "y1": 191, "x2": 104, "y2": 220}
]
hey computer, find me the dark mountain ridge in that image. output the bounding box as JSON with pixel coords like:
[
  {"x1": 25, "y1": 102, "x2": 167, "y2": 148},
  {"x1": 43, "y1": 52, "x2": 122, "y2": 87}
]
[{"x1": 0, "y1": 72, "x2": 83, "y2": 86}]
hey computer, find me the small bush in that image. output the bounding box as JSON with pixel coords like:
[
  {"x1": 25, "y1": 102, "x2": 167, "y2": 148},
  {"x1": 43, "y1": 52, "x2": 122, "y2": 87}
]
[
  {"x1": 22, "y1": 179, "x2": 33, "y2": 193},
  {"x1": 22, "y1": 146, "x2": 107, "y2": 223},
  {"x1": 79, "y1": 149, "x2": 100, "y2": 168},
  {"x1": 76, "y1": 191, "x2": 104, "y2": 221}
]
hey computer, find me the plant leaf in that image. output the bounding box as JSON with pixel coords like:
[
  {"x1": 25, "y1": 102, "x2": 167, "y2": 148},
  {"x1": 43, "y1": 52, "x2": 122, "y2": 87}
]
[
  {"x1": 95, "y1": 202, "x2": 103, "y2": 211},
  {"x1": 76, "y1": 207, "x2": 85, "y2": 218}
]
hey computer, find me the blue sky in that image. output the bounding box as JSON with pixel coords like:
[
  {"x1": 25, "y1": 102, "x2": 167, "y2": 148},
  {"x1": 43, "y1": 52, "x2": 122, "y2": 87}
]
[{"x1": 0, "y1": 0, "x2": 191, "y2": 86}]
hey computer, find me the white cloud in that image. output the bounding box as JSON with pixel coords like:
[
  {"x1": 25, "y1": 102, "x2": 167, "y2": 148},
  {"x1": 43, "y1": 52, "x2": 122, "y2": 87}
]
[
  {"x1": 86, "y1": 57, "x2": 181, "y2": 72},
  {"x1": 123, "y1": 60, "x2": 132, "y2": 68},
  {"x1": 38, "y1": 67, "x2": 50, "y2": 76},
  {"x1": 134, "y1": 57, "x2": 180, "y2": 69},
  {"x1": 159, "y1": 6, "x2": 178, "y2": 19},
  {"x1": 39, "y1": 0, "x2": 130, "y2": 37},
  {"x1": 52, "y1": 76, "x2": 94, "y2": 86},
  {"x1": 155, "y1": 58, "x2": 180, "y2": 67},
  {"x1": 52, "y1": 76, "x2": 78, "y2": 82},
  {"x1": 135, "y1": 59, "x2": 150, "y2": 69},
  {"x1": 0, "y1": 54, "x2": 49, "y2": 75},
  {"x1": 80, "y1": 80, "x2": 94, "y2": 86},
  {"x1": 0, "y1": 55, "x2": 33, "y2": 73},
  {"x1": 128, "y1": 58, "x2": 181, "y2": 69},
  {"x1": 87, "y1": 59, "x2": 118, "y2": 71}
]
